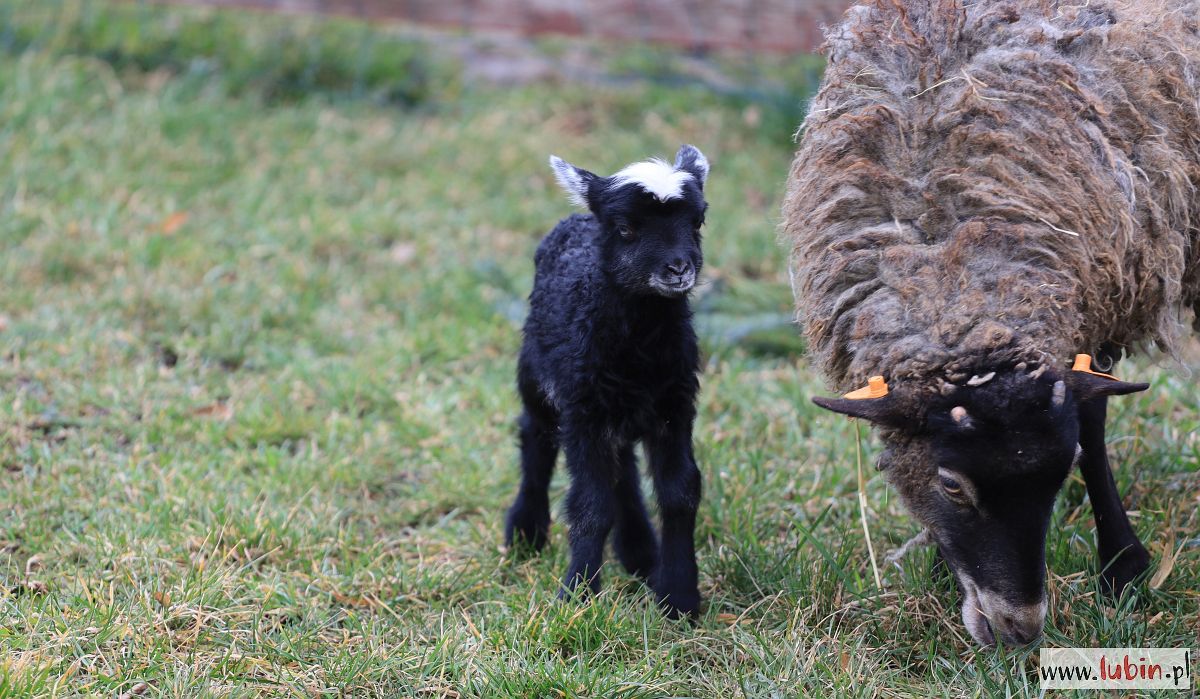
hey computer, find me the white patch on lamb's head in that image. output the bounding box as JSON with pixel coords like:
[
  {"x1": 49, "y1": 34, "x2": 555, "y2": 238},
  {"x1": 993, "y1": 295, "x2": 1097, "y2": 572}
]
[
  {"x1": 608, "y1": 158, "x2": 694, "y2": 202},
  {"x1": 549, "y1": 155, "x2": 590, "y2": 208}
]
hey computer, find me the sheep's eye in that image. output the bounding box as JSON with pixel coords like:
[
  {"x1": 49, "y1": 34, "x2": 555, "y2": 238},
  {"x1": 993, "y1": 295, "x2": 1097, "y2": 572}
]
[
  {"x1": 939, "y1": 475, "x2": 963, "y2": 497},
  {"x1": 618, "y1": 226, "x2": 635, "y2": 240}
]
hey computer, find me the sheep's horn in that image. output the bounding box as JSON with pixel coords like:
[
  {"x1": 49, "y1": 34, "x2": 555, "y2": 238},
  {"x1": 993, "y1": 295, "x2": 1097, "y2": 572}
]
[{"x1": 811, "y1": 392, "x2": 909, "y2": 429}]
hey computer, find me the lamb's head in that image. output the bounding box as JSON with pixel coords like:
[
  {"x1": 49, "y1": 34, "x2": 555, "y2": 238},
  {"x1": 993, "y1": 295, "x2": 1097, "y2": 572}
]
[
  {"x1": 549, "y1": 145, "x2": 709, "y2": 297},
  {"x1": 813, "y1": 362, "x2": 1148, "y2": 646}
]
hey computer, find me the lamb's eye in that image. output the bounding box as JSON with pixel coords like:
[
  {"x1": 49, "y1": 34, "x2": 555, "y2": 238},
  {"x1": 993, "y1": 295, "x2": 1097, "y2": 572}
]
[
  {"x1": 619, "y1": 226, "x2": 635, "y2": 240},
  {"x1": 939, "y1": 475, "x2": 963, "y2": 497}
]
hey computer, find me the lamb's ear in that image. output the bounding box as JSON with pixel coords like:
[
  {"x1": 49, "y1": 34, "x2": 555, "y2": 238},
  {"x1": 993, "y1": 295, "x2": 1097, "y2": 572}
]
[
  {"x1": 673, "y1": 144, "x2": 709, "y2": 187},
  {"x1": 1064, "y1": 371, "x2": 1150, "y2": 403},
  {"x1": 811, "y1": 394, "x2": 911, "y2": 429},
  {"x1": 549, "y1": 155, "x2": 598, "y2": 209}
]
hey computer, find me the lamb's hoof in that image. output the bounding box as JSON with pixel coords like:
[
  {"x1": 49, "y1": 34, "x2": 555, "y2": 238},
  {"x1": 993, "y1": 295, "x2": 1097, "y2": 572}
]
[
  {"x1": 614, "y1": 537, "x2": 658, "y2": 579},
  {"x1": 651, "y1": 577, "x2": 700, "y2": 620},
  {"x1": 555, "y1": 585, "x2": 583, "y2": 603},
  {"x1": 504, "y1": 505, "x2": 550, "y2": 555},
  {"x1": 657, "y1": 591, "x2": 701, "y2": 621},
  {"x1": 557, "y1": 570, "x2": 602, "y2": 601},
  {"x1": 1100, "y1": 544, "x2": 1151, "y2": 598}
]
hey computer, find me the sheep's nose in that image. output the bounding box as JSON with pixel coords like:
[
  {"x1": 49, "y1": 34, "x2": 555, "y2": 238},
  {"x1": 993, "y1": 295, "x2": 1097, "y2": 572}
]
[
  {"x1": 994, "y1": 612, "x2": 1044, "y2": 646},
  {"x1": 975, "y1": 590, "x2": 1046, "y2": 647},
  {"x1": 666, "y1": 260, "x2": 691, "y2": 276}
]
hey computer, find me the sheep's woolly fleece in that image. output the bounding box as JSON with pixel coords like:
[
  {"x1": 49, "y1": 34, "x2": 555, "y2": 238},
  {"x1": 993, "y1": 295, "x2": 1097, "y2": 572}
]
[{"x1": 782, "y1": 0, "x2": 1200, "y2": 392}]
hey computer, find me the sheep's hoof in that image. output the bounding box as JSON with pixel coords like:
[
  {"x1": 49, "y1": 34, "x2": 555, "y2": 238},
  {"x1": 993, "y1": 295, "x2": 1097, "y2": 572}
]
[
  {"x1": 1099, "y1": 544, "x2": 1151, "y2": 598},
  {"x1": 504, "y1": 505, "x2": 550, "y2": 555}
]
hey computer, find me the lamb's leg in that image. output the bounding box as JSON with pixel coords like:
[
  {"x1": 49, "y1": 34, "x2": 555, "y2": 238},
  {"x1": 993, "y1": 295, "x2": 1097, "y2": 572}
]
[
  {"x1": 1077, "y1": 395, "x2": 1151, "y2": 595},
  {"x1": 612, "y1": 445, "x2": 657, "y2": 578},
  {"x1": 646, "y1": 424, "x2": 702, "y2": 619},
  {"x1": 559, "y1": 435, "x2": 617, "y2": 598},
  {"x1": 505, "y1": 410, "x2": 558, "y2": 553}
]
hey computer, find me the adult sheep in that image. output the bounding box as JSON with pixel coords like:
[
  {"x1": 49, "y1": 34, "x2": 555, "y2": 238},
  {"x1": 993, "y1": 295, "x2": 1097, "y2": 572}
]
[{"x1": 783, "y1": 0, "x2": 1199, "y2": 646}]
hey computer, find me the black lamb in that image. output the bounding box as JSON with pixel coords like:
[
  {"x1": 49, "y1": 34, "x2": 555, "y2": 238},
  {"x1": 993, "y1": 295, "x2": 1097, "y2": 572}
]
[{"x1": 504, "y1": 145, "x2": 710, "y2": 618}]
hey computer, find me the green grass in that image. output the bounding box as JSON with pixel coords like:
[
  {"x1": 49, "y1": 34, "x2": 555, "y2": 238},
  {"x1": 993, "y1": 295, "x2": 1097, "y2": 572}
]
[{"x1": 0, "y1": 2, "x2": 1197, "y2": 696}]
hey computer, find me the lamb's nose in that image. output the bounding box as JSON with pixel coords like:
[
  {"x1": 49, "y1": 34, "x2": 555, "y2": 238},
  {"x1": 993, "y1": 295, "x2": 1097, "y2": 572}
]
[{"x1": 666, "y1": 260, "x2": 691, "y2": 276}]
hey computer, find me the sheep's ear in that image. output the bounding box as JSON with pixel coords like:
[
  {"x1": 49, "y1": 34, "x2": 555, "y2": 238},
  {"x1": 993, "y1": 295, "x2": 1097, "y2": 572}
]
[
  {"x1": 549, "y1": 155, "x2": 598, "y2": 209},
  {"x1": 811, "y1": 394, "x2": 911, "y2": 429},
  {"x1": 673, "y1": 144, "x2": 708, "y2": 187},
  {"x1": 1064, "y1": 371, "x2": 1149, "y2": 403}
]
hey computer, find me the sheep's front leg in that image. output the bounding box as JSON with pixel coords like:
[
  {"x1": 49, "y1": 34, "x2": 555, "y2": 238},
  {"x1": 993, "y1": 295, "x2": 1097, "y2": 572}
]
[
  {"x1": 645, "y1": 421, "x2": 702, "y2": 619},
  {"x1": 1077, "y1": 395, "x2": 1151, "y2": 595},
  {"x1": 559, "y1": 434, "x2": 618, "y2": 598}
]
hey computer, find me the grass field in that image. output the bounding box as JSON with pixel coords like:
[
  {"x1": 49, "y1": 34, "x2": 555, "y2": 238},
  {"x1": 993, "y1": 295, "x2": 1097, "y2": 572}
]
[{"x1": 0, "y1": 2, "x2": 1197, "y2": 697}]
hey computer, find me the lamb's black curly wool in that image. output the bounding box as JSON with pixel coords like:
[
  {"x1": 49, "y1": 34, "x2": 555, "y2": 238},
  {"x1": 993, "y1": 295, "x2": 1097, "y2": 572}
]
[{"x1": 505, "y1": 146, "x2": 709, "y2": 618}]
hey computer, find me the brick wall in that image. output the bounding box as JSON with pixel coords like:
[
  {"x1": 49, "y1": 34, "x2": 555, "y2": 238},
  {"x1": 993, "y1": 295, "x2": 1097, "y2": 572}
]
[{"x1": 153, "y1": 0, "x2": 851, "y2": 54}]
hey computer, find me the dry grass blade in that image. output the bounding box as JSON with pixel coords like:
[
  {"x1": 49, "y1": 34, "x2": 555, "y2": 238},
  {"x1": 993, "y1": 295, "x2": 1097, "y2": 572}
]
[
  {"x1": 855, "y1": 423, "x2": 882, "y2": 589},
  {"x1": 1149, "y1": 532, "x2": 1180, "y2": 590}
]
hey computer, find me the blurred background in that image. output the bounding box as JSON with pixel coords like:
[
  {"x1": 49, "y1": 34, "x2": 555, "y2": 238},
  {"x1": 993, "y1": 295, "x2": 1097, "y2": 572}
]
[
  {"x1": 153, "y1": 0, "x2": 847, "y2": 54},
  {"x1": 0, "y1": 0, "x2": 851, "y2": 363},
  {"x1": 2, "y1": 0, "x2": 842, "y2": 104}
]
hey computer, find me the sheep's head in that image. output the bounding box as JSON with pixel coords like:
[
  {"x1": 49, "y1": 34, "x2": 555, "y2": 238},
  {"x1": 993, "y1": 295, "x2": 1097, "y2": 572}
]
[
  {"x1": 549, "y1": 145, "x2": 709, "y2": 297},
  {"x1": 812, "y1": 363, "x2": 1148, "y2": 646}
]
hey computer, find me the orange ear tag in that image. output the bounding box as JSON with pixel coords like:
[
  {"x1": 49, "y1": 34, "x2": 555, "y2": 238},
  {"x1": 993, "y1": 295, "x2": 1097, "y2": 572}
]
[
  {"x1": 844, "y1": 375, "x2": 889, "y2": 399},
  {"x1": 1071, "y1": 354, "x2": 1118, "y2": 381}
]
